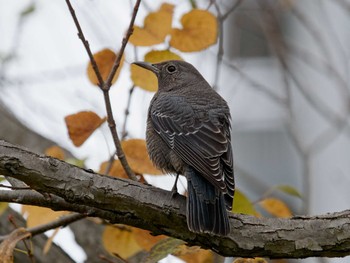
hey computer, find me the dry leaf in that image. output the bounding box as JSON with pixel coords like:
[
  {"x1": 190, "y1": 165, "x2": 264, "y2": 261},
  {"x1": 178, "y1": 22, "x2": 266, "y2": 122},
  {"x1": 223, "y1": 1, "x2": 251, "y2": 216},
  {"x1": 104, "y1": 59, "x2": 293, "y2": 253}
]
[
  {"x1": 87, "y1": 48, "x2": 124, "y2": 86},
  {"x1": 22, "y1": 206, "x2": 69, "y2": 228},
  {"x1": 0, "y1": 228, "x2": 31, "y2": 263},
  {"x1": 65, "y1": 111, "x2": 106, "y2": 147},
  {"x1": 130, "y1": 3, "x2": 174, "y2": 46},
  {"x1": 131, "y1": 50, "x2": 183, "y2": 92},
  {"x1": 102, "y1": 225, "x2": 142, "y2": 259},
  {"x1": 99, "y1": 160, "x2": 147, "y2": 182},
  {"x1": 170, "y1": 9, "x2": 217, "y2": 52},
  {"x1": 99, "y1": 160, "x2": 128, "y2": 179},
  {"x1": 174, "y1": 245, "x2": 213, "y2": 263},
  {"x1": 259, "y1": 198, "x2": 292, "y2": 218},
  {"x1": 45, "y1": 145, "x2": 65, "y2": 160},
  {"x1": 121, "y1": 139, "x2": 162, "y2": 175},
  {"x1": 133, "y1": 228, "x2": 166, "y2": 251}
]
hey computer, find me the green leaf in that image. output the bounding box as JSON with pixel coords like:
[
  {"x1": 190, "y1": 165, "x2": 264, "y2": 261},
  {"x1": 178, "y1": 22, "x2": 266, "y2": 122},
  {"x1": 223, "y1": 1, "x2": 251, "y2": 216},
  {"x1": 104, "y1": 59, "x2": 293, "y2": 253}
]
[
  {"x1": 232, "y1": 189, "x2": 257, "y2": 215},
  {"x1": 275, "y1": 185, "x2": 302, "y2": 199},
  {"x1": 142, "y1": 238, "x2": 185, "y2": 263},
  {"x1": 65, "y1": 158, "x2": 86, "y2": 168}
]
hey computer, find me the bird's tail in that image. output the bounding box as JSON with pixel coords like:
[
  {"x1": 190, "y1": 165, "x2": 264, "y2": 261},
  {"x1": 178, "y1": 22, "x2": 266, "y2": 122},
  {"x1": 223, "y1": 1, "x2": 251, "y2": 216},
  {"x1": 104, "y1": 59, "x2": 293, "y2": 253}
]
[{"x1": 186, "y1": 166, "x2": 230, "y2": 236}]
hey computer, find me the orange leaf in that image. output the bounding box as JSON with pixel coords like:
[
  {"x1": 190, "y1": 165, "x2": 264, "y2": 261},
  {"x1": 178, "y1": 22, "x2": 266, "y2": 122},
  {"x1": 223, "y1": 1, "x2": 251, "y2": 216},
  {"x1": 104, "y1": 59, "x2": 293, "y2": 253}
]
[
  {"x1": 170, "y1": 9, "x2": 217, "y2": 52},
  {"x1": 121, "y1": 139, "x2": 162, "y2": 175},
  {"x1": 131, "y1": 50, "x2": 183, "y2": 92},
  {"x1": 102, "y1": 225, "x2": 142, "y2": 259},
  {"x1": 259, "y1": 198, "x2": 292, "y2": 218},
  {"x1": 99, "y1": 160, "x2": 147, "y2": 182},
  {"x1": 133, "y1": 228, "x2": 167, "y2": 251},
  {"x1": 21, "y1": 206, "x2": 69, "y2": 228},
  {"x1": 87, "y1": 48, "x2": 124, "y2": 86},
  {"x1": 174, "y1": 245, "x2": 213, "y2": 263},
  {"x1": 130, "y1": 3, "x2": 174, "y2": 46},
  {"x1": 45, "y1": 145, "x2": 65, "y2": 160},
  {"x1": 65, "y1": 111, "x2": 106, "y2": 147}
]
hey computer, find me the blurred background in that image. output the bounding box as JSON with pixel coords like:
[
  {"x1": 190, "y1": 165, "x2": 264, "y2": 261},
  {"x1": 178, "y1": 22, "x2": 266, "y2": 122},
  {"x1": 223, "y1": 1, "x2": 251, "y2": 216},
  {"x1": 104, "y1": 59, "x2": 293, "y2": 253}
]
[{"x1": 1, "y1": 0, "x2": 350, "y2": 262}]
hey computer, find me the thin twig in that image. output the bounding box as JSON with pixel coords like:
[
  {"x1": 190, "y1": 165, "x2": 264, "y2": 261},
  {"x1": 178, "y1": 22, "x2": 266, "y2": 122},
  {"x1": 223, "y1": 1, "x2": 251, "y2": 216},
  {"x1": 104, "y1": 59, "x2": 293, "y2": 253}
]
[
  {"x1": 64, "y1": 0, "x2": 104, "y2": 87},
  {"x1": 0, "y1": 184, "x2": 31, "y2": 190},
  {"x1": 27, "y1": 213, "x2": 85, "y2": 237},
  {"x1": 103, "y1": 0, "x2": 141, "y2": 90},
  {"x1": 121, "y1": 85, "x2": 135, "y2": 140},
  {"x1": 1, "y1": 213, "x2": 85, "y2": 242},
  {"x1": 64, "y1": 0, "x2": 140, "y2": 181}
]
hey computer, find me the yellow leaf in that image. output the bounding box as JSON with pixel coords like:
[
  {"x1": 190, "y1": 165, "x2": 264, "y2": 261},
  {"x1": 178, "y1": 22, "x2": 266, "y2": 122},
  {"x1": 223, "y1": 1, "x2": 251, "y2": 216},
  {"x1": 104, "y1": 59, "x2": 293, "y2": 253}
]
[
  {"x1": 64, "y1": 111, "x2": 106, "y2": 147},
  {"x1": 130, "y1": 3, "x2": 174, "y2": 46},
  {"x1": 232, "y1": 189, "x2": 258, "y2": 216},
  {"x1": 131, "y1": 50, "x2": 183, "y2": 91},
  {"x1": 0, "y1": 228, "x2": 31, "y2": 263},
  {"x1": 133, "y1": 228, "x2": 167, "y2": 251},
  {"x1": 259, "y1": 198, "x2": 292, "y2": 218},
  {"x1": 170, "y1": 9, "x2": 217, "y2": 52},
  {"x1": 121, "y1": 139, "x2": 163, "y2": 175},
  {"x1": 87, "y1": 48, "x2": 124, "y2": 86},
  {"x1": 45, "y1": 145, "x2": 65, "y2": 160},
  {"x1": 174, "y1": 245, "x2": 213, "y2": 263},
  {"x1": 102, "y1": 225, "x2": 142, "y2": 259},
  {"x1": 22, "y1": 206, "x2": 69, "y2": 228}
]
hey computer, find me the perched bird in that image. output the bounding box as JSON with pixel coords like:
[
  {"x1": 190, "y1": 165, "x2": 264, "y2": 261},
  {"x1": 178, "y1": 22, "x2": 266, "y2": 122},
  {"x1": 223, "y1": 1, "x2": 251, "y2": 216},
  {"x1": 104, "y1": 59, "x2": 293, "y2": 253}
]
[{"x1": 133, "y1": 60, "x2": 234, "y2": 236}]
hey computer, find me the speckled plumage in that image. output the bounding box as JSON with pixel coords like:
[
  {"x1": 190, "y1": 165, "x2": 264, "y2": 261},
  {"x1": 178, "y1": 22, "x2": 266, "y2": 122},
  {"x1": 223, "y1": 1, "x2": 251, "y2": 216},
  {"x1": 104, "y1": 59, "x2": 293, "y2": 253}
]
[{"x1": 133, "y1": 60, "x2": 234, "y2": 236}]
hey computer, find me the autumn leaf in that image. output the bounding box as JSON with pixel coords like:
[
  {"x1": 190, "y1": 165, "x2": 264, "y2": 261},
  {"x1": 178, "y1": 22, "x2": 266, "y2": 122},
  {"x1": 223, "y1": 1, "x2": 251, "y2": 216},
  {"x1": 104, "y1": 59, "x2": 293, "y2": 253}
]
[
  {"x1": 259, "y1": 198, "x2": 292, "y2": 218},
  {"x1": 22, "y1": 206, "x2": 69, "y2": 228},
  {"x1": 65, "y1": 111, "x2": 106, "y2": 147},
  {"x1": 121, "y1": 139, "x2": 162, "y2": 175},
  {"x1": 87, "y1": 48, "x2": 124, "y2": 86},
  {"x1": 142, "y1": 238, "x2": 185, "y2": 263},
  {"x1": 131, "y1": 50, "x2": 183, "y2": 92},
  {"x1": 174, "y1": 245, "x2": 213, "y2": 263},
  {"x1": 0, "y1": 228, "x2": 31, "y2": 263},
  {"x1": 45, "y1": 145, "x2": 65, "y2": 160},
  {"x1": 102, "y1": 225, "x2": 142, "y2": 259},
  {"x1": 130, "y1": 3, "x2": 174, "y2": 46},
  {"x1": 232, "y1": 189, "x2": 258, "y2": 216},
  {"x1": 133, "y1": 228, "x2": 167, "y2": 251},
  {"x1": 170, "y1": 9, "x2": 217, "y2": 52}
]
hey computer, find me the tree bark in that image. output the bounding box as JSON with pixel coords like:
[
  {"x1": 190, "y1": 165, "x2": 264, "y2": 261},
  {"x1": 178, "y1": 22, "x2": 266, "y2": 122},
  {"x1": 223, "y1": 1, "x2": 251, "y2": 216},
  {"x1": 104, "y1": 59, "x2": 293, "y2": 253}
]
[{"x1": 0, "y1": 140, "x2": 349, "y2": 259}]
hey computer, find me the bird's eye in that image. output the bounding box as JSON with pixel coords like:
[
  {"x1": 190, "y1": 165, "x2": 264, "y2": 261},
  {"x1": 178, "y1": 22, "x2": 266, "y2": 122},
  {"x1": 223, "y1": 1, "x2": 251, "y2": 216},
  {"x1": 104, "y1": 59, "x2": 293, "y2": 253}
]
[{"x1": 166, "y1": 65, "x2": 177, "y2": 73}]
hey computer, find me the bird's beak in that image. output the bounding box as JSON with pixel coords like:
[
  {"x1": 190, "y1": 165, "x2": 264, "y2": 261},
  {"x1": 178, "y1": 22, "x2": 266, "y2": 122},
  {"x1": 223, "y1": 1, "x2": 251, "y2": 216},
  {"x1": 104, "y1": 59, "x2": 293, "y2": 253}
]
[{"x1": 132, "y1": 61, "x2": 159, "y2": 74}]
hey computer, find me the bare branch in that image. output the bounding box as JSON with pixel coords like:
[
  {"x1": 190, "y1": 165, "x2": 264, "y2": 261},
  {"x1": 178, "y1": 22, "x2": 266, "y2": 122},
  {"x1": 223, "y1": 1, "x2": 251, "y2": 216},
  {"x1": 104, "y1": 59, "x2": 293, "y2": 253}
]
[
  {"x1": 64, "y1": 0, "x2": 139, "y2": 181},
  {"x1": 0, "y1": 140, "x2": 350, "y2": 258}
]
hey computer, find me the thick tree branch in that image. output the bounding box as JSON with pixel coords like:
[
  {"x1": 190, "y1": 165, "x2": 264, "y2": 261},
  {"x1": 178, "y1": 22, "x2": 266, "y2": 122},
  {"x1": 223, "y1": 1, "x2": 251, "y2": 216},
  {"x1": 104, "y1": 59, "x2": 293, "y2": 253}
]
[{"x1": 0, "y1": 140, "x2": 349, "y2": 258}]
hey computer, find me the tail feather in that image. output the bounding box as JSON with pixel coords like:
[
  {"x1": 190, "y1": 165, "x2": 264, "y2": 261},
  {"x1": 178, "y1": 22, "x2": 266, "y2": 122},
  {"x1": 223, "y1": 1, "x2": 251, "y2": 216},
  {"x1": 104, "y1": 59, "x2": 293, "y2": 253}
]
[{"x1": 186, "y1": 167, "x2": 230, "y2": 236}]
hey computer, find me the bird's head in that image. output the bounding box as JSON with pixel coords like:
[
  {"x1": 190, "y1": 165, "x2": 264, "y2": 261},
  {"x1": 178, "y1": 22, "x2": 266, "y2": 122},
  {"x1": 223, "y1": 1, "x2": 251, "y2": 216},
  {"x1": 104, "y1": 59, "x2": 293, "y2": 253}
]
[{"x1": 132, "y1": 60, "x2": 206, "y2": 92}]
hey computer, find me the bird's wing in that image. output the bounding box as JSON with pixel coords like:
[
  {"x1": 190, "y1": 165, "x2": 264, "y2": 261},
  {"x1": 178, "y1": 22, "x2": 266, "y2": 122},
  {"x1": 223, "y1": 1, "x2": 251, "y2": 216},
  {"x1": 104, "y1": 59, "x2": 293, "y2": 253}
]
[{"x1": 150, "y1": 95, "x2": 233, "y2": 192}]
